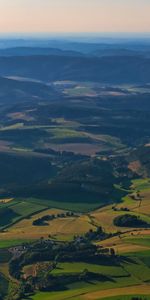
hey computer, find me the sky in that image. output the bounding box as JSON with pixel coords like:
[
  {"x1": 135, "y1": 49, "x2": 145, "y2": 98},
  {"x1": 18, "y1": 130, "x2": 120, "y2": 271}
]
[{"x1": 0, "y1": 0, "x2": 150, "y2": 34}]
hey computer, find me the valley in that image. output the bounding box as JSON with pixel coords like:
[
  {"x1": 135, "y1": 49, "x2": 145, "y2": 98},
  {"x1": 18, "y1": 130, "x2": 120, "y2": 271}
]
[{"x1": 0, "y1": 40, "x2": 150, "y2": 300}]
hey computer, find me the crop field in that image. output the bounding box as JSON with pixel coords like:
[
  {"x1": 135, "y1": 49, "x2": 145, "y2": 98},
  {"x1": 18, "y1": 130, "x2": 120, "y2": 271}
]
[
  {"x1": 25, "y1": 197, "x2": 100, "y2": 212},
  {"x1": 99, "y1": 233, "x2": 150, "y2": 255},
  {"x1": 124, "y1": 236, "x2": 150, "y2": 247},
  {"x1": 31, "y1": 282, "x2": 150, "y2": 300},
  {"x1": 29, "y1": 232, "x2": 150, "y2": 300},
  {"x1": 0, "y1": 199, "x2": 47, "y2": 230},
  {"x1": 99, "y1": 296, "x2": 150, "y2": 300},
  {"x1": 0, "y1": 239, "x2": 33, "y2": 249},
  {"x1": 52, "y1": 262, "x2": 127, "y2": 277},
  {"x1": 1, "y1": 178, "x2": 150, "y2": 299},
  {"x1": 47, "y1": 127, "x2": 85, "y2": 139},
  {"x1": 2, "y1": 212, "x2": 95, "y2": 240},
  {"x1": 90, "y1": 178, "x2": 150, "y2": 235},
  {"x1": 2, "y1": 176, "x2": 150, "y2": 242},
  {"x1": 46, "y1": 142, "x2": 102, "y2": 155},
  {"x1": 64, "y1": 85, "x2": 97, "y2": 97},
  {"x1": 10, "y1": 200, "x2": 46, "y2": 217},
  {"x1": 0, "y1": 198, "x2": 13, "y2": 204},
  {"x1": 131, "y1": 178, "x2": 150, "y2": 191},
  {"x1": 91, "y1": 207, "x2": 150, "y2": 234},
  {"x1": 80, "y1": 285, "x2": 150, "y2": 300}
]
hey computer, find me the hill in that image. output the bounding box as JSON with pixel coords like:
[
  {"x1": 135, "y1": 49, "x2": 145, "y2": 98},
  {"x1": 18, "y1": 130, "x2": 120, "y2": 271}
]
[
  {"x1": 0, "y1": 55, "x2": 150, "y2": 84},
  {"x1": 0, "y1": 47, "x2": 83, "y2": 57},
  {"x1": 0, "y1": 76, "x2": 58, "y2": 104}
]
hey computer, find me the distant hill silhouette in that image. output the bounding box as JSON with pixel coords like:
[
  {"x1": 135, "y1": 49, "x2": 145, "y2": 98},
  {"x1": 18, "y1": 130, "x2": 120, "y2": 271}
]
[{"x1": 0, "y1": 47, "x2": 83, "y2": 57}]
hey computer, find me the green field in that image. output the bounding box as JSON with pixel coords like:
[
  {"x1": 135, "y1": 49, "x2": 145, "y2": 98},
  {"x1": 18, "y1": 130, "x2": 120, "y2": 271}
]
[
  {"x1": 131, "y1": 178, "x2": 150, "y2": 191},
  {"x1": 25, "y1": 197, "x2": 100, "y2": 212},
  {"x1": 11, "y1": 200, "x2": 46, "y2": 217},
  {"x1": 125, "y1": 237, "x2": 150, "y2": 248},
  {"x1": 0, "y1": 199, "x2": 47, "y2": 230},
  {"x1": 29, "y1": 252, "x2": 150, "y2": 300},
  {"x1": 52, "y1": 262, "x2": 127, "y2": 277},
  {"x1": 0, "y1": 239, "x2": 33, "y2": 249}
]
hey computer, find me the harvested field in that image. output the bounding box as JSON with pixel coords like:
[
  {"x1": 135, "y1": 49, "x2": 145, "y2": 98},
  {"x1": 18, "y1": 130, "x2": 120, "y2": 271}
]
[
  {"x1": 81, "y1": 285, "x2": 150, "y2": 300},
  {"x1": 1, "y1": 210, "x2": 95, "y2": 240},
  {"x1": 46, "y1": 143, "x2": 102, "y2": 155}
]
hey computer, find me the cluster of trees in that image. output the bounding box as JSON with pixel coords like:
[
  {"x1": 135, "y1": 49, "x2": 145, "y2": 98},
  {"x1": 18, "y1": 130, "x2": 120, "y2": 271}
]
[
  {"x1": 33, "y1": 211, "x2": 76, "y2": 226},
  {"x1": 112, "y1": 206, "x2": 130, "y2": 212},
  {"x1": 83, "y1": 226, "x2": 113, "y2": 242},
  {"x1": 114, "y1": 214, "x2": 150, "y2": 228},
  {"x1": 34, "y1": 147, "x2": 89, "y2": 160}
]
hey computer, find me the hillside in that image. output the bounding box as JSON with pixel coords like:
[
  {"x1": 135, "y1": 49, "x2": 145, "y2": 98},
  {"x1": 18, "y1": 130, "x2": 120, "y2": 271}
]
[
  {"x1": 0, "y1": 55, "x2": 150, "y2": 83},
  {"x1": 0, "y1": 47, "x2": 83, "y2": 57},
  {"x1": 0, "y1": 76, "x2": 58, "y2": 103}
]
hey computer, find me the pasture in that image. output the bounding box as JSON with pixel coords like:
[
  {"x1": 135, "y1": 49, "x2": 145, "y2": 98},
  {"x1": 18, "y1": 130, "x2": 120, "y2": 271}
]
[
  {"x1": 31, "y1": 279, "x2": 150, "y2": 300},
  {"x1": 0, "y1": 199, "x2": 47, "y2": 230},
  {"x1": 25, "y1": 197, "x2": 100, "y2": 212},
  {"x1": 52, "y1": 262, "x2": 127, "y2": 277}
]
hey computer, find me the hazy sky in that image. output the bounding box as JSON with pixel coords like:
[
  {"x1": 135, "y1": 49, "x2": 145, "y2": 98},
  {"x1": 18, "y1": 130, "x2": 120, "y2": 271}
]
[{"x1": 0, "y1": 0, "x2": 150, "y2": 33}]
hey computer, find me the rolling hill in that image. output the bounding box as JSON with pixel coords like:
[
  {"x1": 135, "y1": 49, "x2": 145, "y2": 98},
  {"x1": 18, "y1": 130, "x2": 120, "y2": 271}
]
[{"x1": 0, "y1": 55, "x2": 150, "y2": 84}]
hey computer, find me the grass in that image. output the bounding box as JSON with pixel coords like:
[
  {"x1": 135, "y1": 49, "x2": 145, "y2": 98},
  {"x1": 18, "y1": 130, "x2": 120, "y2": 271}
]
[
  {"x1": 131, "y1": 178, "x2": 150, "y2": 191},
  {"x1": 52, "y1": 262, "x2": 127, "y2": 277},
  {"x1": 31, "y1": 279, "x2": 144, "y2": 300},
  {"x1": 0, "y1": 239, "x2": 33, "y2": 249},
  {"x1": 0, "y1": 122, "x2": 24, "y2": 131},
  {"x1": 4, "y1": 212, "x2": 95, "y2": 241},
  {"x1": 25, "y1": 197, "x2": 100, "y2": 212},
  {"x1": 124, "y1": 237, "x2": 150, "y2": 248},
  {"x1": 65, "y1": 86, "x2": 96, "y2": 97},
  {"x1": 48, "y1": 128, "x2": 85, "y2": 139},
  {"x1": 91, "y1": 177, "x2": 150, "y2": 235},
  {"x1": 0, "y1": 199, "x2": 47, "y2": 230},
  {"x1": 122, "y1": 257, "x2": 150, "y2": 282},
  {"x1": 11, "y1": 200, "x2": 46, "y2": 217}
]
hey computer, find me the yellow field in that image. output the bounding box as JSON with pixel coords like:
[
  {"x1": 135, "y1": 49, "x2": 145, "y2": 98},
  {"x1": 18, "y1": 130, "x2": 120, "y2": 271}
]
[
  {"x1": 0, "y1": 263, "x2": 10, "y2": 278},
  {"x1": 90, "y1": 185, "x2": 150, "y2": 236},
  {"x1": 0, "y1": 198, "x2": 14, "y2": 204},
  {"x1": 90, "y1": 205, "x2": 139, "y2": 234},
  {"x1": 1, "y1": 179, "x2": 150, "y2": 244},
  {"x1": 97, "y1": 230, "x2": 150, "y2": 254},
  {"x1": 91, "y1": 205, "x2": 123, "y2": 233},
  {"x1": 1, "y1": 209, "x2": 95, "y2": 240},
  {"x1": 81, "y1": 284, "x2": 150, "y2": 300},
  {"x1": 0, "y1": 263, "x2": 18, "y2": 283}
]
